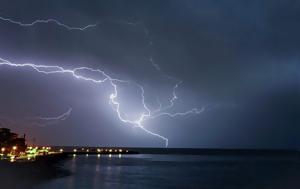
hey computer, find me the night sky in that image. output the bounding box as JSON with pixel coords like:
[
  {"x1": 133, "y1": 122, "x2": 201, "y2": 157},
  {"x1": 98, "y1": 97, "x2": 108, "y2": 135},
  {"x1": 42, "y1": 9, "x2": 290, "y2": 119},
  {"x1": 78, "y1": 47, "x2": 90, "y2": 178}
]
[{"x1": 0, "y1": 0, "x2": 299, "y2": 148}]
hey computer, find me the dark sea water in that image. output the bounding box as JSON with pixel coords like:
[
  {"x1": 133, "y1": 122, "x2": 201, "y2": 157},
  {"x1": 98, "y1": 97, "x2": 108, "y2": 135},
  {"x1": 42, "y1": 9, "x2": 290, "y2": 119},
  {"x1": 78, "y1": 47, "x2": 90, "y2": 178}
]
[{"x1": 28, "y1": 154, "x2": 300, "y2": 189}]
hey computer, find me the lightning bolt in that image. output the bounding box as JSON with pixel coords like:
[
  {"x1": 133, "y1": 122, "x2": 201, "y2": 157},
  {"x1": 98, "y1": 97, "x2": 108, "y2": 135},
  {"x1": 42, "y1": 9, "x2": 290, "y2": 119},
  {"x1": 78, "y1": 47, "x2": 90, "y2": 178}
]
[
  {"x1": 29, "y1": 107, "x2": 72, "y2": 121},
  {"x1": 0, "y1": 108, "x2": 72, "y2": 128},
  {"x1": 0, "y1": 57, "x2": 170, "y2": 146},
  {"x1": 0, "y1": 16, "x2": 141, "y2": 31},
  {"x1": 141, "y1": 23, "x2": 206, "y2": 119},
  {"x1": 26, "y1": 108, "x2": 72, "y2": 127},
  {"x1": 0, "y1": 16, "x2": 206, "y2": 147},
  {"x1": 0, "y1": 16, "x2": 97, "y2": 31}
]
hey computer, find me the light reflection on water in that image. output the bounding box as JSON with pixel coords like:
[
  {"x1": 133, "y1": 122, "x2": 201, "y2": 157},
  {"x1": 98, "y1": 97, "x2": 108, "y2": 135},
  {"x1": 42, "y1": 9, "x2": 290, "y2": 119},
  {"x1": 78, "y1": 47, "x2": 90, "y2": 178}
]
[{"x1": 34, "y1": 154, "x2": 300, "y2": 189}]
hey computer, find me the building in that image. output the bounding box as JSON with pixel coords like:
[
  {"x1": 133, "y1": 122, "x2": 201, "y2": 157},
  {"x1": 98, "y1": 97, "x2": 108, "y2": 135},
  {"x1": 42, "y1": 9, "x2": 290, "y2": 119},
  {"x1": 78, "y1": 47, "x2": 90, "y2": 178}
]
[{"x1": 0, "y1": 127, "x2": 27, "y2": 153}]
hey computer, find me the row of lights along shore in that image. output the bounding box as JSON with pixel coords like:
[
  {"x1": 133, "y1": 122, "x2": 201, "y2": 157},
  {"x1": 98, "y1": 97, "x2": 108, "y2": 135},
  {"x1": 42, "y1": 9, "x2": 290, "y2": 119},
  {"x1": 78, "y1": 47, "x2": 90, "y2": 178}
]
[
  {"x1": 1, "y1": 146, "x2": 53, "y2": 162},
  {"x1": 59, "y1": 148, "x2": 129, "y2": 157},
  {"x1": 69, "y1": 148, "x2": 129, "y2": 153},
  {"x1": 1, "y1": 146, "x2": 130, "y2": 162},
  {"x1": 1, "y1": 146, "x2": 18, "y2": 162}
]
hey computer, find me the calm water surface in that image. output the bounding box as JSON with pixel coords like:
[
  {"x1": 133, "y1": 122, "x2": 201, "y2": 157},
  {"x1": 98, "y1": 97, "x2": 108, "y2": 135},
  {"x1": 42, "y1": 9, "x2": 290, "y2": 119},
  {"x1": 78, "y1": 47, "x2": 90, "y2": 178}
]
[{"x1": 34, "y1": 154, "x2": 300, "y2": 189}]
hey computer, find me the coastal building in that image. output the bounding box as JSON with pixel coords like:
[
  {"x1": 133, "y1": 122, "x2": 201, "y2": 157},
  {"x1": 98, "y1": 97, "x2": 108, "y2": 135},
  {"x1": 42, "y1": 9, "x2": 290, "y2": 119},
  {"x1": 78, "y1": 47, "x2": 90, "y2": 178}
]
[{"x1": 0, "y1": 127, "x2": 27, "y2": 153}]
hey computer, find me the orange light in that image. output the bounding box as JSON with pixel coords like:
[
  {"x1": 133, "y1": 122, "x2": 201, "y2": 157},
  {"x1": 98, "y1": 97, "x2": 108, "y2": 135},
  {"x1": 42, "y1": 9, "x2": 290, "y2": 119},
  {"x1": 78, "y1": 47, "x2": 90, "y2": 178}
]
[{"x1": 1, "y1": 147, "x2": 5, "y2": 152}]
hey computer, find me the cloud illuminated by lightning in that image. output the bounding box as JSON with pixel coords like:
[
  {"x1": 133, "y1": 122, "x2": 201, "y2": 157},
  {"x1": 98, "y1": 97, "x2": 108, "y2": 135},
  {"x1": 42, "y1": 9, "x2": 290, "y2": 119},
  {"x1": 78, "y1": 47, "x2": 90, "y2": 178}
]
[{"x1": 0, "y1": 16, "x2": 206, "y2": 147}]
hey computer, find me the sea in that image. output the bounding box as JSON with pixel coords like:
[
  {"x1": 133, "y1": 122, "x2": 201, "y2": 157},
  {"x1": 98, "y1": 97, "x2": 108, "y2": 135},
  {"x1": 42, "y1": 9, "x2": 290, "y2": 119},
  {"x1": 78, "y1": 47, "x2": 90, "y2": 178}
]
[{"x1": 4, "y1": 152, "x2": 300, "y2": 189}]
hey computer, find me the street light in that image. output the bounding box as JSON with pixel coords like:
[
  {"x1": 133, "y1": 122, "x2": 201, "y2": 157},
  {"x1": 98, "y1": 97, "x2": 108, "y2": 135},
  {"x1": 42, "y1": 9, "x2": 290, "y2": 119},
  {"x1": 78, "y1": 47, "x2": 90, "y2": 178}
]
[{"x1": 1, "y1": 147, "x2": 5, "y2": 157}]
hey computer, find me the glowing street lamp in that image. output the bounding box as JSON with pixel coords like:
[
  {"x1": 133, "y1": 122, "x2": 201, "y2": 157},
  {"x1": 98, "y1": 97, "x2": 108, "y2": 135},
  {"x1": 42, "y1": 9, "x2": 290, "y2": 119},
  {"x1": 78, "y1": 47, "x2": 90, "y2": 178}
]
[{"x1": 1, "y1": 147, "x2": 5, "y2": 157}]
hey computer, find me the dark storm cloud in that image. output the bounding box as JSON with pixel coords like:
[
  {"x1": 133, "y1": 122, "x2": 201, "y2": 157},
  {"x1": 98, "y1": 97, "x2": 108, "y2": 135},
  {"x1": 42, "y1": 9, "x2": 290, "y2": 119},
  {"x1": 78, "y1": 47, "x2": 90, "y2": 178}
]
[{"x1": 0, "y1": 0, "x2": 299, "y2": 148}]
